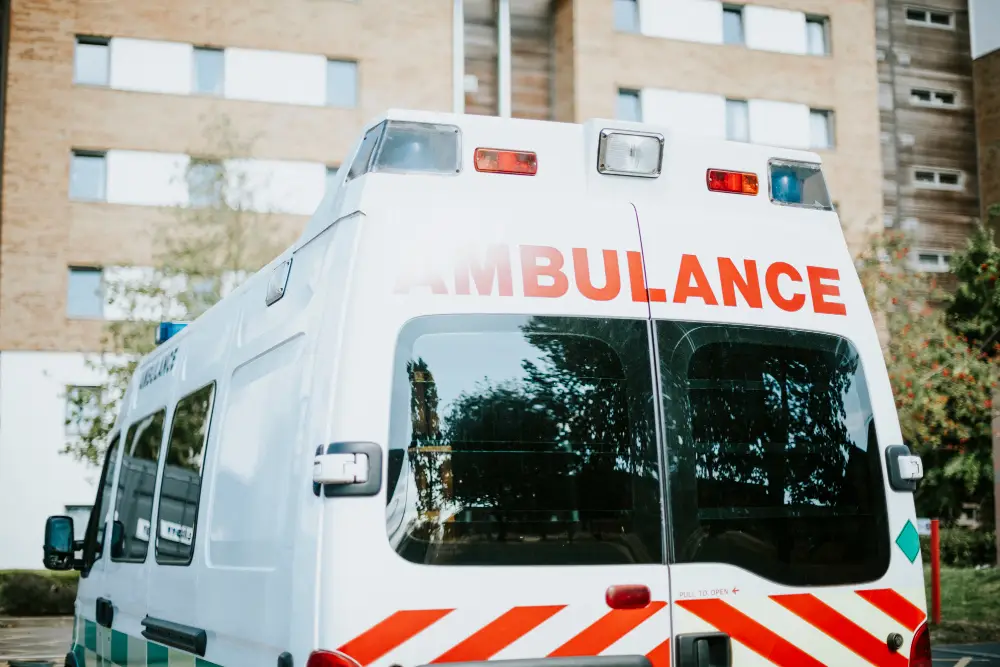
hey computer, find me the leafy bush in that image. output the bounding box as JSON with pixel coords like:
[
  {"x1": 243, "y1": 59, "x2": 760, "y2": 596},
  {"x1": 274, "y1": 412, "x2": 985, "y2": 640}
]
[
  {"x1": 0, "y1": 570, "x2": 78, "y2": 616},
  {"x1": 920, "y1": 528, "x2": 997, "y2": 567}
]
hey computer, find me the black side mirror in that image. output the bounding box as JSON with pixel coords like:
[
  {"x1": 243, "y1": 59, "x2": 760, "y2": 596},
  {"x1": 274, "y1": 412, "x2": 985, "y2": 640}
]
[{"x1": 43, "y1": 516, "x2": 75, "y2": 571}]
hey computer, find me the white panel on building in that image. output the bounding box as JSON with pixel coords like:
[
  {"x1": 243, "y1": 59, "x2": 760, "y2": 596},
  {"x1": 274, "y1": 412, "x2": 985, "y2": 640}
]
[
  {"x1": 224, "y1": 48, "x2": 326, "y2": 106},
  {"x1": 748, "y1": 99, "x2": 810, "y2": 148},
  {"x1": 109, "y1": 38, "x2": 194, "y2": 95},
  {"x1": 970, "y1": 0, "x2": 1000, "y2": 59},
  {"x1": 225, "y1": 159, "x2": 326, "y2": 215},
  {"x1": 0, "y1": 352, "x2": 106, "y2": 569},
  {"x1": 641, "y1": 0, "x2": 723, "y2": 44},
  {"x1": 641, "y1": 88, "x2": 726, "y2": 139},
  {"x1": 744, "y1": 6, "x2": 807, "y2": 55},
  {"x1": 107, "y1": 150, "x2": 190, "y2": 207}
]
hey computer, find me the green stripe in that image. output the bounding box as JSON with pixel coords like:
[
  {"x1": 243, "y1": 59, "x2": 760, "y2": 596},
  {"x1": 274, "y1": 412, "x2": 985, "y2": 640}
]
[{"x1": 72, "y1": 615, "x2": 223, "y2": 667}]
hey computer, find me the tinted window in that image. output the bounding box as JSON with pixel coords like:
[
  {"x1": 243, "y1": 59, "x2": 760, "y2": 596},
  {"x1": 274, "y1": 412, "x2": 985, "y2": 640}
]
[
  {"x1": 84, "y1": 434, "x2": 120, "y2": 569},
  {"x1": 112, "y1": 410, "x2": 166, "y2": 562},
  {"x1": 156, "y1": 384, "x2": 216, "y2": 564},
  {"x1": 386, "y1": 315, "x2": 663, "y2": 566},
  {"x1": 658, "y1": 322, "x2": 889, "y2": 586}
]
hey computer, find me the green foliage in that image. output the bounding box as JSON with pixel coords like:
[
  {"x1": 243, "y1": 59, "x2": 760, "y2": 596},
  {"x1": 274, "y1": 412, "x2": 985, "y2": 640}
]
[
  {"x1": 946, "y1": 212, "x2": 1000, "y2": 356},
  {"x1": 857, "y1": 230, "x2": 996, "y2": 526},
  {"x1": 925, "y1": 565, "x2": 1000, "y2": 644},
  {"x1": 0, "y1": 571, "x2": 78, "y2": 616},
  {"x1": 919, "y1": 528, "x2": 997, "y2": 567},
  {"x1": 62, "y1": 116, "x2": 284, "y2": 468}
]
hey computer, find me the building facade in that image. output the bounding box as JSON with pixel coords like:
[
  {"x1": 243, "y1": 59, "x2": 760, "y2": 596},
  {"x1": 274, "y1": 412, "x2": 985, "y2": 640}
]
[
  {"x1": 969, "y1": 0, "x2": 1000, "y2": 226},
  {"x1": 0, "y1": 0, "x2": 883, "y2": 568}
]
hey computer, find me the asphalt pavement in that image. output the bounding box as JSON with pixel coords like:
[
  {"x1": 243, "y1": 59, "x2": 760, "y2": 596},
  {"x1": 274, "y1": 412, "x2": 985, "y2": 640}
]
[{"x1": 934, "y1": 643, "x2": 1000, "y2": 667}]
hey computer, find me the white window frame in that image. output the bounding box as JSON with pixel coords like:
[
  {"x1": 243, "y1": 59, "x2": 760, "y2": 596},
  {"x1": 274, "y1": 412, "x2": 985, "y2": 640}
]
[
  {"x1": 912, "y1": 166, "x2": 965, "y2": 191},
  {"x1": 909, "y1": 249, "x2": 952, "y2": 273},
  {"x1": 903, "y1": 5, "x2": 955, "y2": 29},
  {"x1": 909, "y1": 86, "x2": 959, "y2": 108},
  {"x1": 805, "y1": 15, "x2": 830, "y2": 55}
]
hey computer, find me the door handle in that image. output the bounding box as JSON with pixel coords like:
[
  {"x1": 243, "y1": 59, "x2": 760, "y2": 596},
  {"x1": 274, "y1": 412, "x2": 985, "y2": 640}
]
[
  {"x1": 676, "y1": 632, "x2": 731, "y2": 667},
  {"x1": 96, "y1": 597, "x2": 114, "y2": 628}
]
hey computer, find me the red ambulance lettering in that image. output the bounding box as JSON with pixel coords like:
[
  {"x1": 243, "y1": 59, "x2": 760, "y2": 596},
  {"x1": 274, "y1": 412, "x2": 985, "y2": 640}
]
[
  {"x1": 455, "y1": 244, "x2": 513, "y2": 297},
  {"x1": 572, "y1": 248, "x2": 621, "y2": 302},
  {"x1": 673, "y1": 254, "x2": 719, "y2": 306},
  {"x1": 764, "y1": 262, "x2": 806, "y2": 312},
  {"x1": 718, "y1": 258, "x2": 763, "y2": 309},
  {"x1": 807, "y1": 266, "x2": 847, "y2": 316},
  {"x1": 521, "y1": 245, "x2": 569, "y2": 298},
  {"x1": 626, "y1": 250, "x2": 668, "y2": 303}
]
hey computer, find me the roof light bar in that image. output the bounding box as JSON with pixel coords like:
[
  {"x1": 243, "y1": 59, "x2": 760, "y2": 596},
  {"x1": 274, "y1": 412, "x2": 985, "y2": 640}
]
[
  {"x1": 597, "y1": 129, "x2": 664, "y2": 178},
  {"x1": 155, "y1": 321, "x2": 188, "y2": 346},
  {"x1": 768, "y1": 159, "x2": 834, "y2": 210},
  {"x1": 474, "y1": 148, "x2": 538, "y2": 175},
  {"x1": 707, "y1": 169, "x2": 759, "y2": 195}
]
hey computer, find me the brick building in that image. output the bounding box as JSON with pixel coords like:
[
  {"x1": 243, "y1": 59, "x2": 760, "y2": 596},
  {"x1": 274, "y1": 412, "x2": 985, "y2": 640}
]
[{"x1": 0, "y1": 0, "x2": 883, "y2": 568}]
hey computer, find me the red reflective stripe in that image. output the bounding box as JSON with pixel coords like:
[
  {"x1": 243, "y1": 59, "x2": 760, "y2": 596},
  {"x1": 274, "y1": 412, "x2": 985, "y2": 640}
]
[
  {"x1": 646, "y1": 638, "x2": 672, "y2": 667},
  {"x1": 548, "y1": 601, "x2": 667, "y2": 657},
  {"x1": 771, "y1": 593, "x2": 908, "y2": 667},
  {"x1": 855, "y1": 589, "x2": 926, "y2": 632},
  {"x1": 338, "y1": 609, "x2": 454, "y2": 666},
  {"x1": 676, "y1": 599, "x2": 824, "y2": 667},
  {"x1": 431, "y1": 606, "x2": 566, "y2": 663}
]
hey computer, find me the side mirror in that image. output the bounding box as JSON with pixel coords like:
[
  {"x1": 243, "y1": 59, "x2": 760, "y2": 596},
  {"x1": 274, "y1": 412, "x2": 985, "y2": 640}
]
[{"x1": 43, "y1": 516, "x2": 75, "y2": 571}]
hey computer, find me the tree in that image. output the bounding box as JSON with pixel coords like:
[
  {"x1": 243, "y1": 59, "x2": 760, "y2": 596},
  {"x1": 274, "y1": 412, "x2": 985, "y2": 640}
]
[
  {"x1": 857, "y1": 229, "x2": 996, "y2": 527},
  {"x1": 63, "y1": 116, "x2": 284, "y2": 466},
  {"x1": 946, "y1": 209, "x2": 1000, "y2": 358}
]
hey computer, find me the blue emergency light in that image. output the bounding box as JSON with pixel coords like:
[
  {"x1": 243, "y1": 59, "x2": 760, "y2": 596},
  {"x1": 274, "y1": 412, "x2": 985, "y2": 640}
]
[
  {"x1": 155, "y1": 321, "x2": 188, "y2": 346},
  {"x1": 770, "y1": 168, "x2": 803, "y2": 205}
]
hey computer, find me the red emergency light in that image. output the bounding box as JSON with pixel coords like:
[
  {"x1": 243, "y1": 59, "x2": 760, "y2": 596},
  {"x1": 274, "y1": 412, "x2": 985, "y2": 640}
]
[
  {"x1": 474, "y1": 148, "x2": 538, "y2": 175},
  {"x1": 707, "y1": 169, "x2": 759, "y2": 196}
]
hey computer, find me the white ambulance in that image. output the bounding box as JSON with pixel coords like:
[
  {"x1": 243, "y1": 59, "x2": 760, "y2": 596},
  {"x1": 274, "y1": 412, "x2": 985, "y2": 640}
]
[{"x1": 43, "y1": 109, "x2": 930, "y2": 667}]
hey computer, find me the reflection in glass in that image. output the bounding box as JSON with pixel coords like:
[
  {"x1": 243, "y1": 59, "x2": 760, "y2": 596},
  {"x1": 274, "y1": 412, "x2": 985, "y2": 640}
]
[
  {"x1": 112, "y1": 411, "x2": 166, "y2": 562},
  {"x1": 386, "y1": 315, "x2": 662, "y2": 566}
]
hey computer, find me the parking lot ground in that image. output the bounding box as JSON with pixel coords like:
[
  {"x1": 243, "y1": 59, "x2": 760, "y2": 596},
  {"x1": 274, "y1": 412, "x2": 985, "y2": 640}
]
[
  {"x1": 933, "y1": 643, "x2": 1000, "y2": 667},
  {"x1": 0, "y1": 617, "x2": 71, "y2": 664}
]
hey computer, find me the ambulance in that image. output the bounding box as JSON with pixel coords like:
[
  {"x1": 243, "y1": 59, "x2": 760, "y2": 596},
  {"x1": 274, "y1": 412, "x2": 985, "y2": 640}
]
[{"x1": 42, "y1": 109, "x2": 930, "y2": 667}]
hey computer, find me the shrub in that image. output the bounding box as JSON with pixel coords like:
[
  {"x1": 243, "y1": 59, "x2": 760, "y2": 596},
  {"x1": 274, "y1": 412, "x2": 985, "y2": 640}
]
[
  {"x1": 919, "y1": 528, "x2": 997, "y2": 567},
  {"x1": 0, "y1": 571, "x2": 78, "y2": 616}
]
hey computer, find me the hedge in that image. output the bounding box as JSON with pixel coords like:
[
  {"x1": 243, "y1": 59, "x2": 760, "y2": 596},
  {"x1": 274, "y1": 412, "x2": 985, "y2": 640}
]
[
  {"x1": 0, "y1": 570, "x2": 78, "y2": 616},
  {"x1": 919, "y1": 528, "x2": 997, "y2": 567}
]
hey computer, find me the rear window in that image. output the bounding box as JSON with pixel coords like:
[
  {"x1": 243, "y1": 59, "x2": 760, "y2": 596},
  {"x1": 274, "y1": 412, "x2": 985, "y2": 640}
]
[
  {"x1": 385, "y1": 315, "x2": 663, "y2": 566},
  {"x1": 658, "y1": 322, "x2": 890, "y2": 586}
]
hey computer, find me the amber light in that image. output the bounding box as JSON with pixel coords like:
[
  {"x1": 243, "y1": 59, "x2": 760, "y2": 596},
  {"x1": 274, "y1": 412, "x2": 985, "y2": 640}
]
[
  {"x1": 605, "y1": 584, "x2": 651, "y2": 610},
  {"x1": 707, "y1": 169, "x2": 759, "y2": 195},
  {"x1": 474, "y1": 148, "x2": 538, "y2": 175}
]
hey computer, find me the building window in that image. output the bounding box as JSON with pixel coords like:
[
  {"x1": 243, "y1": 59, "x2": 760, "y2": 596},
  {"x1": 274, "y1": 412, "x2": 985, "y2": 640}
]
[
  {"x1": 614, "y1": 0, "x2": 640, "y2": 32},
  {"x1": 186, "y1": 158, "x2": 225, "y2": 207},
  {"x1": 806, "y1": 16, "x2": 830, "y2": 55},
  {"x1": 725, "y1": 99, "x2": 749, "y2": 142},
  {"x1": 910, "y1": 87, "x2": 958, "y2": 107},
  {"x1": 66, "y1": 385, "x2": 101, "y2": 436},
  {"x1": 617, "y1": 89, "x2": 641, "y2": 122},
  {"x1": 69, "y1": 151, "x2": 107, "y2": 201},
  {"x1": 326, "y1": 59, "x2": 358, "y2": 108},
  {"x1": 326, "y1": 165, "x2": 340, "y2": 193},
  {"x1": 74, "y1": 36, "x2": 110, "y2": 86},
  {"x1": 913, "y1": 167, "x2": 963, "y2": 190},
  {"x1": 809, "y1": 109, "x2": 834, "y2": 149},
  {"x1": 67, "y1": 267, "x2": 105, "y2": 319},
  {"x1": 723, "y1": 6, "x2": 745, "y2": 45},
  {"x1": 904, "y1": 6, "x2": 954, "y2": 29},
  {"x1": 192, "y1": 47, "x2": 225, "y2": 96},
  {"x1": 911, "y1": 250, "x2": 952, "y2": 272}
]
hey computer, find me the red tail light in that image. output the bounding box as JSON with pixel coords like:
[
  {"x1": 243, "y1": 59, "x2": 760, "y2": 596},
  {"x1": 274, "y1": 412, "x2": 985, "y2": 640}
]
[
  {"x1": 605, "y1": 584, "x2": 651, "y2": 609},
  {"x1": 474, "y1": 148, "x2": 538, "y2": 175},
  {"x1": 910, "y1": 623, "x2": 932, "y2": 667},
  {"x1": 307, "y1": 651, "x2": 362, "y2": 667},
  {"x1": 707, "y1": 169, "x2": 759, "y2": 195}
]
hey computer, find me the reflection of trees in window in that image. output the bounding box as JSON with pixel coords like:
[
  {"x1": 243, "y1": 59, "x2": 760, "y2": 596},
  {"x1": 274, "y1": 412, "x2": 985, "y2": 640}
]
[
  {"x1": 391, "y1": 316, "x2": 662, "y2": 566},
  {"x1": 660, "y1": 324, "x2": 889, "y2": 587},
  {"x1": 90, "y1": 433, "x2": 120, "y2": 563},
  {"x1": 112, "y1": 410, "x2": 165, "y2": 562}
]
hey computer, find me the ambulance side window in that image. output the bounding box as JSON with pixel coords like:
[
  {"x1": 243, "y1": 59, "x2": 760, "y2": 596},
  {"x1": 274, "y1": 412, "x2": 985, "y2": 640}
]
[
  {"x1": 81, "y1": 433, "x2": 121, "y2": 574},
  {"x1": 658, "y1": 322, "x2": 890, "y2": 587},
  {"x1": 155, "y1": 383, "x2": 216, "y2": 565},
  {"x1": 111, "y1": 409, "x2": 167, "y2": 563},
  {"x1": 386, "y1": 315, "x2": 664, "y2": 566}
]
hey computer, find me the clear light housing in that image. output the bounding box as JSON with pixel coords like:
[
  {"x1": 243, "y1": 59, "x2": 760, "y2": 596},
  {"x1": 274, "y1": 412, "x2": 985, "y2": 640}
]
[
  {"x1": 768, "y1": 159, "x2": 833, "y2": 210},
  {"x1": 597, "y1": 129, "x2": 664, "y2": 178},
  {"x1": 371, "y1": 121, "x2": 462, "y2": 175}
]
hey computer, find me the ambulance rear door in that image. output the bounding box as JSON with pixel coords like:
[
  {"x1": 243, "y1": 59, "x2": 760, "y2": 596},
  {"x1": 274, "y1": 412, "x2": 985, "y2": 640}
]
[{"x1": 633, "y1": 175, "x2": 927, "y2": 667}]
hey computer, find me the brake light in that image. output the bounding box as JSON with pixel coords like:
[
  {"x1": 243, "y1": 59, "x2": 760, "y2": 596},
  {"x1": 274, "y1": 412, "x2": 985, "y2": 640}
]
[
  {"x1": 910, "y1": 623, "x2": 932, "y2": 667},
  {"x1": 707, "y1": 169, "x2": 759, "y2": 195},
  {"x1": 474, "y1": 148, "x2": 538, "y2": 175},
  {"x1": 307, "y1": 651, "x2": 362, "y2": 667},
  {"x1": 605, "y1": 584, "x2": 651, "y2": 609}
]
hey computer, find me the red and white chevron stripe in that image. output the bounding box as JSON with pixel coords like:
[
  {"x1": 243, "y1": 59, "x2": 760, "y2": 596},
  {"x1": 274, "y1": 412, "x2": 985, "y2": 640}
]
[{"x1": 329, "y1": 587, "x2": 926, "y2": 667}]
